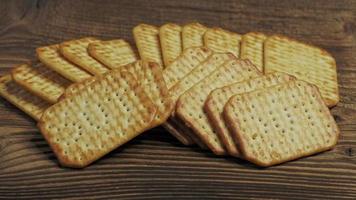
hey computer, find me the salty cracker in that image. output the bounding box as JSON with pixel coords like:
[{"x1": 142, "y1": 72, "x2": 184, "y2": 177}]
[
  {"x1": 163, "y1": 47, "x2": 212, "y2": 89},
  {"x1": 162, "y1": 120, "x2": 195, "y2": 146},
  {"x1": 264, "y1": 35, "x2": 339, "y2": 107},
  {"x1": 205, "y1": 72, "x2": 295, "y2": 156},
  {"x1": 182, "y1": 23, "x2": 208, "y2": 49},
  {"x1": 60, "y1": 37, "x2": 109, "y2": 76},
  {"x1": 170, "y1": 53, "x2": 234, "y2": 103},
  {"x1": 12, "y1": 63, "x2": 70, "y2": 103},
  {"x1": 38, "y1": 70, "x2": 157, "y2": 168},
  {"x1": 133, "y1": 24, "x2": 163, "y2": 67},
  {"x1": 37, "y1": 44, "x2": 92, "y2": 82},
  {"x1": 0, "y1": 75, "x2": 51, "y2": 121},
  {"x1": 240, "y1": 32, "x2": 267, "y2": 72},
  {"x1": 204, "y1": 28, "x2": 242, "y2": 58},
  {"x1": 63, "y1": 76, "x2": 97, "y2": 98},
  {"x1": 88, "y1": 39, "x2": 137, "y2": 69},
  {"x1": 176, "y1": 59, "x2": 261, "y2": 155},
  {"x1": 224, "y1": 80, "x2": 339, "y2": 167},
  {"x1": 159, "y1": 23, "x2": 183, "y2": 66}
]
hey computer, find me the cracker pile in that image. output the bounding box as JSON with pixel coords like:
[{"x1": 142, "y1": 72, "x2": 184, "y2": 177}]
[{"x1": 0, "y1": 22, "x2": 339, "y2": 168}]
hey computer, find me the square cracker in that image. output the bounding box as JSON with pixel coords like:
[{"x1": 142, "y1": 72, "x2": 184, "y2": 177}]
[
  {"x1": 62, "y1": 60, "x2": 173, "y2": 128},
  {"x1": 60, "y1": 37, "x2": 109, "y2": 76},
  {"x1": 204, "y1": 27, "x2": 241, "y2": 58},
  {"x1": 224, "y1": 80, "x2": 339, "y2": 167},
  {"x1": 205, "y1": 72, "x2": 295, "y2": 156},
  {"x1": 38, "y1": 69, "x2": 157, "y2": 168},
  {"x1": 163, "y1": 47, "x2": 212, "y2": 89},
  {"x1": 159, "y1": 23, "x2": 183, "y2": 66},
  {"x1": 240, "y1": 32, "x2": 267, "y2": 72},
  {"x1": 12, "y1": 63, "x2": 71, "y2": 103},
  {"x1": 88, "y1": 39, "x2": 137, "y2": 69},
  {"x1": 133, "y1": 24, "x2": 164, "y2": 67},
  {"x1": 182, "y1": 23, "x2": 208, "y2": 49},
  {"x1": 264, "y1": 35, "x2": 339, "y2": 107},
  {"x1": 0, "y1": 75, "x2": 51, "y2": 121},
  {"x1": 169, "y1": 53, "x2": 234, "y2": 103},
  {"x1": 176, "y1": 59, "x2": 261, "y2": 155},
  {"x1": 37, "y1": 44, "x2": 92, "y2": 82}
]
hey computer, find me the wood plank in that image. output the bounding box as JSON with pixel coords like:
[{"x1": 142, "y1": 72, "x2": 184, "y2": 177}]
[{"x1": 0, "y1": 0, "x2": 355, "y2": 199}]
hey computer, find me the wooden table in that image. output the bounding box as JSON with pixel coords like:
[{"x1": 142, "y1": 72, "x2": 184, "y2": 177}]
[{"x1": 0, "y1": 0, "x2": 355, "y2": 199}]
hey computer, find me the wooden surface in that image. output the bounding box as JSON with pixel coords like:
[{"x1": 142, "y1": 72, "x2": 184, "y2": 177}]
[{"x1": 0, "y1": 0, "x2": 355, "y2": 199}]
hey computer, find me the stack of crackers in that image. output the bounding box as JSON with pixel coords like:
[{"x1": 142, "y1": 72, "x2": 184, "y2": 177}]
[{"x1": 0, "y1": 22, "x2": 339, "y2": 168}]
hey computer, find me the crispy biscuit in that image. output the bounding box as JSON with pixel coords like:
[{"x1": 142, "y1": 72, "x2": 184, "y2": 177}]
[
  {"x1": 38, "y1": 70, "x2": 157, "y2": 168},
  {"x1": 88, "y1": 39, "x2": 137, "y2": 69},
  {"x1": 163, "y1": 47, "x2": 212, "y2": 89},
  {"x1": 169, "y1": 53, "x2": 234, "y2": 103},
  {"x1": 224, "y1": 80, "x2": 339, "y2": 167},
  {"x1": 0, "y1": 75, "x2": 51, "y2": 121},
  {"x1": 264, "y1": 35, "x2": 339, "y2": 107},
  {"x1": 182, "y1": 23, "x2": 208, "y2": 49},
  {"x1": 204, "y1": 28, "x2": 241, "y2": 57},
  {"x1": 176, "y1": 59, "x2": 261, "y2": 155},
  {"x1": 60, "y1": 37, "x2": 109, "y2": 76},
  {"x1": 37, "y1": 44, "x2": 92, "y2": 82},
  {"x1": 133, "y1": 24, "x2": 163, "y2": 67},
  {"x1": 240, "y1": 32, "x2": 267, "y2": 72},
  {"x1": 159, "y1": 23, "x2": 183, "y2": 66},
  {"x1": 205, "y1": 72, "x2": 295, "y2": 156},
  {"x1": 63, "y1": 76, "x2": 97, "y2": 98},
  {"x1": 12, "y1": 63, "x2": 70, "y2": 103}
]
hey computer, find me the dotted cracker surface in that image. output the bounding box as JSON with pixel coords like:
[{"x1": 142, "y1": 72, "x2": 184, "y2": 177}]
[
  {"x1": 264, "y1": 35, "x2": 339, "y2": 107},
  {"x1": 205, "y1": 72, "x2": 295, "y2": 156},
  {"x1": 169, "y1": 53, "x2": 234, "y2": 103},
  {"x1": 64, "y1": 76, "x2": 97, "y2": 98},
  {"x1": 224, "y1": 80, "x2": 339, "y2": 167},
  {"x1": 182, "y1": 23, "x2": 208, "y2": 49},
  {"x1": 0, "y1": 75, "x2": 51, "y2": 121},
  {"x1": 159, "y1": 23, "x2": 183, "y2": 66},
  {"x1": 204, "y1": 28, "x2": 241, "y2": 58},
  {"x1": 88, "y1": 39, "x2": 137, "y2": 69},
  {"x1": 60, "y1": 37, "x2": 109, "y2": 76},
  {"x1": 240, "y1": 32, "x2": 267, "y2": 72},
  {"x1": 176, "y1": 59, "x2": 261, "y2": 155},
  {"x1": 38, "y1": 70, "x2": 156, "y2": 168},
  {"x1": 133, "y1": 24, "x2": 164, "y2": 67},
  {"x1": 163, "y1": 47, "x2": 212, "y2": 89},
  {"x1": 12, "y1": 63, "x2": 70, "y2": 103},
  {"x1": 37, "y1": 44, "x2": 92, "y2": 82}
]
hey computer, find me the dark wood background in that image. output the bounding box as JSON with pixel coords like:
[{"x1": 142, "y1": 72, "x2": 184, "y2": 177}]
[{"x1": 0, "y1": 0, "x2": 355, "y2": 199}]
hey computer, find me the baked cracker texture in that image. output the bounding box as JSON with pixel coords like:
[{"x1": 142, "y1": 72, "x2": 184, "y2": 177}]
[
  {"x1": 204, "y1": 27, "x2": 241, "y2": 58},
  {"x1": 240, "y1": 32, "x2": 267, "y2": 72},
  {"x1": 182, "y1": 23, "x2": 208, "y2": 49},
  {"x1": 264, "y1": 35, "x2": 339, "y2": 107},
  {"x1": 159, "y1": 23, "x2": 183, "y2": 66},
  {"x1": 224, "y1": 80, "x2": 339, "y2": 167},
  {"x1": 176, "y1": 59, "x2": 261, "y2": 155},
  {"x1": 38, "y1": 69, "x2": 157, "y2": 168},
  {"x1": 205, "y1": 72, "x2": 295, "y2": 156}
]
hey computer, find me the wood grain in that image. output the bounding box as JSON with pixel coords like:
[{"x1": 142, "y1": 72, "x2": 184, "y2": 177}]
[{"x1": 0, "y1": 0, "x2": 355, "y2": 199}]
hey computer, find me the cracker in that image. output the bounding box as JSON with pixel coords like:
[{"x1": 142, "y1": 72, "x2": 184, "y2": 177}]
[
  {"x1": 12, "y1": 63, "x2": 70, "y2": 103},
  {"x1": 169, "y1": 53, "x2": 234, "y2": 103},
  {"x1": 63, "y1": 76, "x2": 97, "y2": 98},
  {"x1": 204, "y1": 28, "x2": 241, "y2": 57},
  {"x1": 205, "y1": 72, "x2": 295, "y2": 156},
  {"x1": 163, "y1": 47, "x2": 212, "y2": 89},
  {"x1": 133, "y1": 24, "x2": 163, "y2": 67},
  {"x1": 38, "y1": 69, "x2": 157, "y2": 168},
  {"x1": 88, "y1": 39, "x2": 137, "y2": 69},
  {"x1": 0, "y1": 75, "x2": 51, "y2": 121},
  {"x1": 37, "y1": 44, "x2": 92, "y2": 82},
  {"x1": 224, "y1": 80, "x2": 339, "y2": 167},
  {"x1": 264, "y1": 35, "x2": 339, "y2": 107},
  {"x1": 60, "y1": 37, "x2": 109, "y2": 76},
  {"x1": 240, "y1": 32, "x2": 267, "y2": 72},
  {"x1": 182, "y1": 23, "x2": 208, "y2": 49},
  {"x1": 159, "y1": 23, "x2": 183, "y2": 66},
  {"x1": 176, "y1": 59, "x2": 261, "y2": 155}
]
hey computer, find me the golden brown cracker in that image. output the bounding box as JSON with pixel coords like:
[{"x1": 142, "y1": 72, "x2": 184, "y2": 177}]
[
  {"x1": 240, "y1": 32, "x2": 267, "y2": 72},
  {"x1": 204, "y1": 27, "x2": 241, "y2": 57},
  {"x1": 159, "y1": 23, "x2": 183, "y2": 66},
  {"x1": 224, "y1": 80, "x2": 339, "y2": 166},
  {"x1": 182, "y1": 23, "x2": 208, "y2": 49}
]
